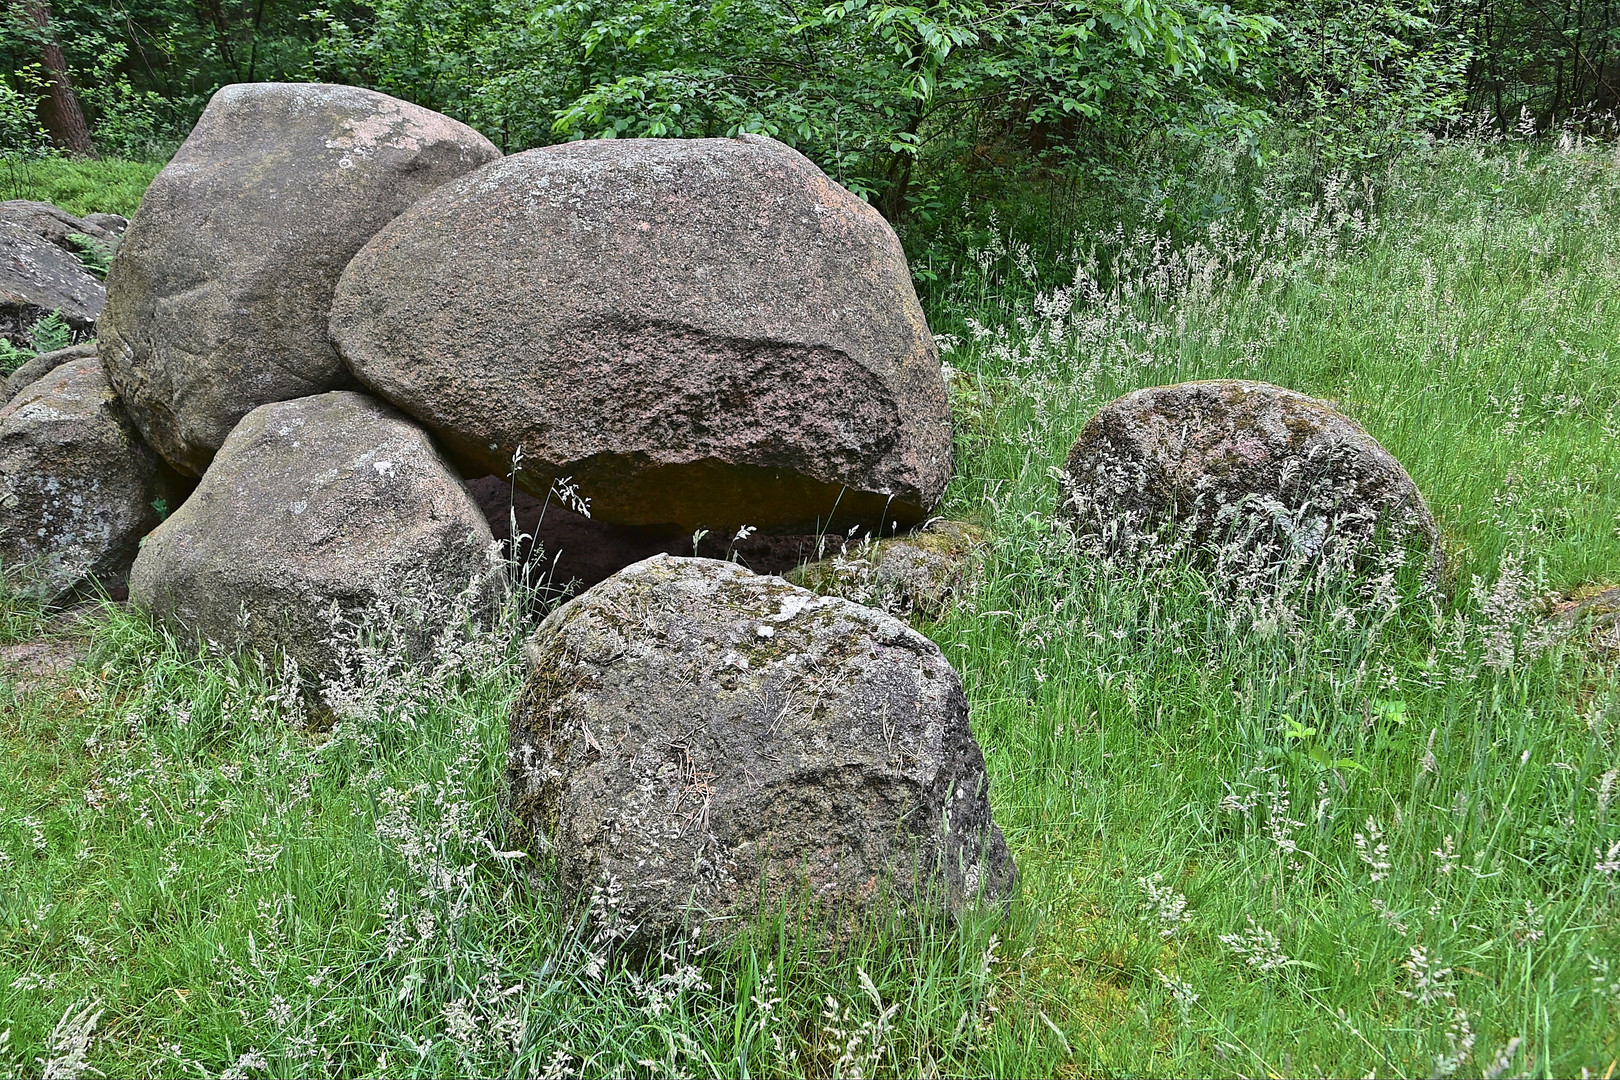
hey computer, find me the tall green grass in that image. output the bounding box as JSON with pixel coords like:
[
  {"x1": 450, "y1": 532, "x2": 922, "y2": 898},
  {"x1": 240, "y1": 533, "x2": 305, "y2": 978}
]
[
  {"x1": 1, "y1": 137, "x2": 1617, "y2": 1077},
  {"x1": 0, "y1": 156, "x2": 163, "y2": 219}
]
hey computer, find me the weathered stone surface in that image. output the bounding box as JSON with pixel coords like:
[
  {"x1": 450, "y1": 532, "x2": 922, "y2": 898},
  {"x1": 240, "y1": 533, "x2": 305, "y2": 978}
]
[
  {"x1": 1059, "y1": 380, "x2": 1442, "y2": 580},
  {"x1": 332, "y1": 135, "x2": 951, "y2": 535},
  {"x1": 0, "y1": 201, "x2": 126, "y2": 254},
  {"x1": 129, "y1": 391, "x2": 502, "y2": 681},
  {"x1": 0, "y1": 358, "x2": 169, "y2": 602},
  {"x1": 1, "y1": 220, "x2": 104, "y2": 347},
  {"x1": 100, "y1": 82, "x2": 501, "y2": 476},
  {"x1": 1547, "y1": 584, "x2": 1620, "y2": 660},
  {"x1": 507, "y1": 555, "x2": 1014, "y2": 943},
  {"x1": 789, "y1": 520, "x2": 988, "y2": 619},
  {"x1": 5, "y1": 342, "x2": 98, "y2": 402}
]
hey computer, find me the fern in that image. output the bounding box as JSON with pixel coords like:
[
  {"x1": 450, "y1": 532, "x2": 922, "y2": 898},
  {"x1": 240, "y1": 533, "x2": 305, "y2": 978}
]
[
  {"x1": 27, "y1": 310, "x2": 71, "y2": 355},
  {"x1": 66, "y1": 233, "x2": 112, "y2": 279}
]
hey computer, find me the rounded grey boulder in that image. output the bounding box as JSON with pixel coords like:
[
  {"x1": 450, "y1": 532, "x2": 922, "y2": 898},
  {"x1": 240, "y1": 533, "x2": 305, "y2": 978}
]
[
  {"x1": 506, "y1": 555, "x2": 1014, "y2": 943},
  {"x1": 5, "y1": 342, "x2": 99, "y2": 403},
  {"x1": 1059, "y1": 380, "x2": 1442, "y2": 580},
  {"x1": 100, "y1": 82, "x2": 501, "y2": 476},
  {"x1": 0, "y1": 357, "x2": 170, "y2": 602},
  {"x1": 130, "y1": 391, "x2": 502, "y2": 681},
  {"x1": 331, "y1": 135, "x2": 952, "y2": 535},
  {"x1": 1, "y1": 220, "x2": 103, "y2": 347}
]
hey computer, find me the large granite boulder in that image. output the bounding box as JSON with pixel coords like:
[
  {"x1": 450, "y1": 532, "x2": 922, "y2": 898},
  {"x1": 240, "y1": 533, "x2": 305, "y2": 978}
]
[
  {"x1": 1059, "y1": 380, "x2": 1442, "y2": 580},
  {"x1": 129, "y1": 391, "x2": 502, "y2": 681},
  {"x1": 506, "y1": 555, "x2": 1015, "y2": 944},
  {"x1": 0, "y1": 358, "x2": 170, "y2": 602},
  {"x1": 100, "y1": 82, "x2": 501, "y2": 476},
  {"x1": 1, "y1": 220, "x2": 103, "y2": 347},
  {"x1": 331, "y1": 135, "x2": 952, "y2": 536},
  {"x1": 5, "y1": 342, "x2": 98, "y2": 402},
  {"x1": 0, "y1": 201, "x2": 127, "y2": 256}
]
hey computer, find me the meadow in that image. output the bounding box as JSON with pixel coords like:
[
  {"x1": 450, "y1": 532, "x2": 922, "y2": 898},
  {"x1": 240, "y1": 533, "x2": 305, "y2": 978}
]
[{"x1": 1, "y1": 133, "x2": 1617, "y2": 1077}]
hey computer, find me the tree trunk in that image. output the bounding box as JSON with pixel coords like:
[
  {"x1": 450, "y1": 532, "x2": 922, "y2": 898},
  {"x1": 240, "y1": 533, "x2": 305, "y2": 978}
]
[{"x1": 23, "y1": 0, "x2": 94, "y2": 156}]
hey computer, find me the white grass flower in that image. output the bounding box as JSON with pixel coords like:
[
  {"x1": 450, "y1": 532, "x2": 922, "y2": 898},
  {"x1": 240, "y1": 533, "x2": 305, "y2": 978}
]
[
  {"x1": 37, "y1": 1000, "x2": 103, "y2": 1080},
  {"x1": 1355, "y1": 816, "x2": 1392, "y2": 881},
  {"x1": 1219, "y1": 918, "x2": 1290, "y2": 974},
  {"x1": 1153, "y1": 968, "x2": 1199, "y2": 1025},
  {"x1": 1137, "y1": 873, "x2": 1191, "y2": 938},
  {"x1": 1401, "y1": 946, "x2": 1454, "y2": 1006}
]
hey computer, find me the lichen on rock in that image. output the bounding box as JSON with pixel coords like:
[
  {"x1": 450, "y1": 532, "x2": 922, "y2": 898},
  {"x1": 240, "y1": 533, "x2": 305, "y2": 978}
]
[
  {"x1": 1059, "y1": 380, "x2": 1442, "y2": 584},
  {"x1": 506, "y1": 555, "x2": 1015, "y2": 945}
]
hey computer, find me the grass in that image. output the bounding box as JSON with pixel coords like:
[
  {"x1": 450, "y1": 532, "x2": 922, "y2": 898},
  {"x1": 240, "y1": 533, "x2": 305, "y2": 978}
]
[
  {"x1": 1, "y1": 135, "x2": 1617, "y2": 1077},
  {"x1": 0, "y1": 156, "x2": 163, "y2": 219}
]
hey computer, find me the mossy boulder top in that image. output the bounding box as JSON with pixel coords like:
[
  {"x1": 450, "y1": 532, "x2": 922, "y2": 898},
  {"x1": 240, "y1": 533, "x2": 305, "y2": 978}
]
[
  {"x1": 1060, "y1": 380, "x2": 1441, "y2": 580},
  {"x1": 100, "y1": 82, "x2": 501, "y2": 476},
  {"x1": 330, "y1": 134, "x2": 952, "y2": 535},
  {"x1": 507, "y1": 555, "x2": 1014, "y2": 944}
]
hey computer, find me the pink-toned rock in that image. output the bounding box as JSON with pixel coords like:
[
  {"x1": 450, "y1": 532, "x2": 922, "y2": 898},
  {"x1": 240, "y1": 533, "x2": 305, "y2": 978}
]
[
  {"x1": 330, "y1": 135, "x2": 951, "y2": 535},
  {"x1": 99, "y1": 83, "x2": 501, "y2": 476},
  {"x1": 1060, "y1": 380, "x2": 1441, "y2": 580}
]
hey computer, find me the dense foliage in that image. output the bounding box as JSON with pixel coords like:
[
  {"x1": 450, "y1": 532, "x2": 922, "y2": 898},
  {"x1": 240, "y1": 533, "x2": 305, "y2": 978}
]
[{"x1": 7, "y1": 0, "x2": 1609, "y2": 224}]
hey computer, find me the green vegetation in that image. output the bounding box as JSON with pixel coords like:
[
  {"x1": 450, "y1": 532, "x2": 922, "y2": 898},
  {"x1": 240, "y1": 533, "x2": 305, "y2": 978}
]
[
  {"x1": 0, "y1": 156, "x2": 162, "y2": 218},
  {"x1": 9, "y1": 0, "x2": 1606, "y2": 222},
  {"x1": 1, "y1": 137, "x2": 1616, "y2": 1077}
]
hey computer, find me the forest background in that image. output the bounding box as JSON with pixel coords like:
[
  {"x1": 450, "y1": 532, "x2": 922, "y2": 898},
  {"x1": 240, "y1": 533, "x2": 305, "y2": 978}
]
[{"x1": 3, "y1": 0, "x2": 1618, "y2": 264}]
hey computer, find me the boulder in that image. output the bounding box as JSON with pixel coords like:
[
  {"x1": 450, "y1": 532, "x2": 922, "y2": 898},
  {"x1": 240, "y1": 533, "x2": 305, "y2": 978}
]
[
  {"x1": 789, "y1": 520, "x2": 988, "y2": 619},
  {"x1": 1059, "y1": 381, "x2": 1442, "y2": 580},
  {"x1": 129, "y1": 391, "x2": 502, "y2": 682},
  {"x1": 1, "y1": 220, "x2": 104, "y2": 347},
  {"x1": 99, "y1": 82, "x2": 501, "y2": 476},
  {"x1": 331, "y1": 135, "x2": 951, "y2": 536},
  {"x1": 1546, "y1": 585, "x2": 1620, "y2": 660},
  {"x1": 506, "y1": 555, "x2": 1014, "y2": 944},
  {"x1": 5, "y1": 342, "x2": 98, "y2": 402},
  {"x1": 0, "y1": 358, "x2": 170, "y2": 602},
  {"x1": 0, "y1": 201, "x2": 126, "y2": 255}
]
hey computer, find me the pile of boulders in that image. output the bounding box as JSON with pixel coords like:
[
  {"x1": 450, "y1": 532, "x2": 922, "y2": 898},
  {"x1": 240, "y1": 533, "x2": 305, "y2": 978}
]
[
  {"x1": 0, "y1": 79, "x2": 1455, "y2": 943},
  {"x1": 0, "y1": 82, "x2": 1010, "y2": 937}
]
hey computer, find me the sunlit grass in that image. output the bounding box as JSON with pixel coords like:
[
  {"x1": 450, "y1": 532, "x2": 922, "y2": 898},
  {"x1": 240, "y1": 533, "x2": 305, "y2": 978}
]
[{"x1": 0, "y1": 156, "x2": 163, "y2": 219}]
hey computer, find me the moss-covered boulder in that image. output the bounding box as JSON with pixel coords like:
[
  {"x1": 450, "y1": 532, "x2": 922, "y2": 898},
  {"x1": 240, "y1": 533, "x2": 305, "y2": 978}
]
[
  {"x1": 1059, "y1": 380, "x2": 1441, "y2": 581},
  {"x1": 506, "y1": 555, "x2": 1014, "y2": 944},
  {"x1": 788, "y1": 520, "x2": 988, "y2": 619}
]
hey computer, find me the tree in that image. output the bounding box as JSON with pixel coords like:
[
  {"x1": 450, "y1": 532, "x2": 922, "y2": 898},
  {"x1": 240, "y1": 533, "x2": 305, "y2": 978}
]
[{"x1": 16, "y1": 0, "x2": 93, "y2": 154}]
